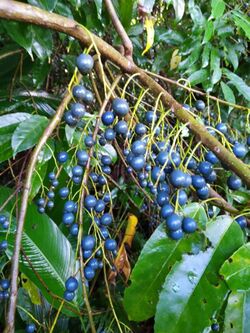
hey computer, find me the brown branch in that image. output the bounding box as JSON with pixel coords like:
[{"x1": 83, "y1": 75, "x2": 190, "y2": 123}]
[
  {"x1": 0, "y1": 1, "x2": 249, "y2": 187},
  {"x1": 4, "y1": 90, "x2": 72, "y2": 333},
  {"x1": 104, "y1": 0, "x2": 133, "y2": 60}
]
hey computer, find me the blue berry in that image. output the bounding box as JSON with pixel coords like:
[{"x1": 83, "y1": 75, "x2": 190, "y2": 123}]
[
  {"x1": 235, "y1": 216, "x2": 247, "y2": 229},
  {"x1": 62, "y1": 213, "x2": 74, "y2": 225},
  {"x1": 52, "y1": 179, "x2": 59, "y2": 188},
  {"x1": 100, "y1": 226, "x2": 109, "y2": 239},
  {"x1": 104, "y1": 128, "x2": 116, "y2": 141},
  {"x1": 98, "y1": 175, "x2": 107, "y2": 185},
  {"x1": 192, "y1": 175, "x2": 206, "y2": 189},
  {"x1": 48, "y1": 171, "x2": 56, "y2": 181},
  {"x1": 161, "y1": 204, "x2": 174, "y2": 218},
  {"x1": 0, "y1": 215, "x2": 6, "y2": 224},
  {"x1": 135, "y1": 123, "x2": 147, "y2": 135},
  {"x1": 101, "y1": 155, "x2": 112, "y2": 165},
  {"x1": 211, "y1": 323, "x2": 220, "y2": 331},
  {"x1": 37, "y1": 206, "x2": 45, "y2": 214},
  {"x1": 169, "y1": 229, "x2": 184, "y2": 240},
  {"x1": 182, "y1": 217, "x2": 197, "y2": 233},
  {"x1": 156, "y1": 191, "x2": 169, "y2": 206},
  {"x1": 47, "y1": 200, "x2": 54, "y2": 209},
  {"x1": 145, "y1": 111, "x2": 157, "y2": 123},
  {"x1": 115, "y1": 120, "x2": 128, "y2": 135},
  {"x1": 70, "y1": 103, "x2": 85, "y2": 119},
  {"x1": 47, "y1": 191, "x2": 55, "y2": 199},
  {"x1": 205, "y1": 151, "x2": 219, "y2": 164},
  {"x1": 84, "y1": 266, "x2": 95, "y2": 280},
  {"x1": 169, "y1": 169, "x2": 186, "y2": 188},
  {"x1": 82, "y1": 89, "x2": 94, "y2": 105},
  {"x1": 197, "y1": 186, "x2": 209, "y2": 199},
  {"x1": 76, "y1": 53, "x2": 94, "y2": 74},
  {"x1": 112, "y1": 98, "x2": 129, "y2": 117},
  {"x1": 76, "y1": 150, "x2": 89, "y2": 165},
  {"x1": 63, "y1": 290, "x2": 75, "y2": 302},
  {"x1": 195, "y1": 100, "x2": 205, "y2": 111},
  {"x1": 85, "y1": 135, "x2": 94, "y2": 147},
  {"x1": 100, "y1": 213, "x2": 112, "y2": 226},
  {"x1": 64, "y1": 200, "x2": 75, "y2": 213},
  {"x1": 59, "y1": 187, "x2": 69, "y2": 199},
  {"x1": 64, "y1": 111, "x2": 78, "y2": 127},
  {"x1": 83, "y1": 250, "x2": 92, "y2": 259},
  {"x1": 151, "y1": 166, "x2": 165, "y2": 182},
  {"x1": 216, "y1": 122, "x2": 227, "y2": 134},
  {"x1": 70, "y1": 223, "x2": 79, "y2": 236},
  {"x1": 173, "y1": 190, "x2": 188, "y2": 206},
  {"x1": 131, "y1": 140, "x2": 146, "y2": 156},
  {"x1": 247, "y1": 136, "x2": 250, "y2": 146},
  {"x1": 166, "y1": 213, "x2": 182, "y2": 231},
  {"x1": 233, "y1": 142, "x2": 247, "y2": 159},
  {"x1": 57, "y1": 151, "x2": 68, "y2": 163},
  {"x1": 81, "y1": 235, "x2": 96, "y2": 250},
  {"x1": 130, "y1": 155, "x2": 145, "y2": 171},
  {"x1": 90, "y1": 172, "x2": 98, "y2": 183},
  {"x1": 0, "y1": 279, "x2": 10, "y2": 290},
  {"x1": 0, "y1": 240, "x2": 8, "y2": 251},
  {"x1": 227, "y1": 175, "x2": 242, "y2": 190},
  {"x1": 72, "y1": 85, "x2": 86, "y2": 99},
  {"x1": 84, "y1": 195, "x2": 97, "y2": 209},
  {"x1": 65, "y1": 276, "x2": 78, "y2": 292},
  {"x1": 102, "y1": 111, "x2": 115, "y2": 126},
  {"x1": 185, "y1": 157, "x2": 197, "y2": 170},
  {"x1": 25, "y1": 323, "x2": 36, "y2": 333},
  {"x1": 103, "y1": 193, "x2": 111, "y2": 203},
  {"x1": 205, "y1": 170, "x2": 217, "y2": 183},
  {"x1": 94, "y1": 200, "x2": 105, "y2": 213},
  {"x1": 104, "y1": 238, "x2": 117, "y2": 251},
  {"x1": 88, "y1": 258, "x2": 99, "y2": 270},
  {"x1": 72, "y1": 165, "x2": 83, "y2": 177},
  {"x1": 198, "y1": 161, "x2": 213, "y2": 176},
  {"x1": 37, "y1": 197, "x2": 45, "y2": 207}
]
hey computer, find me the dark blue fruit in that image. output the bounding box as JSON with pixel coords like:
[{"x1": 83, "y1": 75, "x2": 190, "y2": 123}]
[
  {"x1": 72, "y1": 85, "x2": 86, "y2": 99},
  {"x1": 227, "y1": 175, "x2": 242, "y2": 190},
  {"x1": 192, "y1": 175, "x2": 206, "y2": 189},
  {"x1": 0, "y1": 215, "x2": 6, "y2": 224},
  {"x1": 94, "y1": 200, "x2": 105, "y2": 213},
  {"x1": 151, "y1": 166, "x2": 165, "y2": 182},
  {"x1": 25, "y1": 323, "x2": 36, "y2": 333},
  {"x1": 0, "y1": 279, "x2": 10, "y2": 290},
  {"x1": 63, "y1": 290, "x2": 75, "y2": 302},
  {"x1": 62, "y1": 213, "x2": 74, "y2": 225},
  {"x1": 197, "y1": 186, "x2": 209, "y2": 199},
  {"x1": 102, "y1": 111, "x2": 115, "y2": 126},
  {"x1": 100, "y1": 226, "x2": 109, "y2": 239},
  {"x1": 112, "y1": 98, "x2": 129, "y2": 117},
  {"x1": 65, "y1": 276, "x2": 78, "y2": 292},
  {"x1": 47, "y1": 200, "x2": 54, "y2": 209},
  {"x1": 233, "y1": 142, "x2": 247, "y2": 159},
  {"x1": 161, "y1": 203, "x2": 174, "y2": 218},
  {"x1": 173, "y1": 190, "x2": 188, "y2": 206},
  {"x1": 131, "y1": 140, "x2": 146, "y2": 156},
  {"x1": 81, "y1": 235, "x2": 96, "y2": 250},
  {"x1": 82, "y1": 89, "x2": 94, "y2": 105},
  {"x1": 57, "y1": 151, "x2": 69, "y2": 163},
  {"x1": 84, "y1": 266, "x2": 95, "y2": 280},
  {"x1": 101, "y1": 155, "x2": 112, "y2": 165},
  {"x1": 235, "y1": 216, "x2": 247, "y2": 229},
  {"x1": 100, "y1": 213, "x2": 112, "y2": 226},
  {"x1": 64, "y1": 111, "x2": 78, "y2": 127},
  {"x1": 76, "y1": 53, "x2": 94, "y2": 74},
  {"x1": 211, "y1": 323, "x2": 220, "y2": 331},
  {"x1": 48, "y1": 171, "x2": 56, "y2": 181},
  {"x1": 59, "y1": 187, "x2": 69, "y2": 199},
  {"x1": 64, "y1": 200, "x2": 75, "y2": 213},
  {"x1": 88, "y1": 258, "x2": 99, "y2": 270},
  {"x1": 77, "y1": 150, "x2": 89, "y2": 165},
  {"x1": 104, "y1": 238, "x2": 117, "y2": 251},
  {"x1": 70, "y1": 103, "x2": 85, "y2": 119},
  {"x1": 135, "y1": 123, "x2": 147, "y2": 135},
  {"x1": 37, "y1": 198, "x2": 45, "y2": 207},
  {"x1": 0, "y1": 240, "x2": 8, "y2": 251},
  {"x1": 165, "y1": 213, "x2": 182, "y2": 231},
  {"x1": 85, "y1": 135, "x2": 95, "y2": 147},
  {"x1": 145, "y1": 111, "x2": 157, "y2": 123},
  {"x1": 72, "y1": 165, "x2": 83, "y2": 177},
  {"x1": 104, "y1": 128, "x2": 115, "y2": 141},
  {"x1": 169, "y1": 229, "x2": 184, "y2": 240},
  {"x1": 156, "y1": 191, "x2": 169, "y2": 206},
  {"x1": 84, "y1": 195, "x2": 97, "y2": 209},
  {"x1": 70, "y1": 223, "x2": 79, "y2": 236},
  {"x1": 169, "y1": 169, "x2": 186, "y2": 188},
  {"x1": 182, "y1": 217, "x2": 197, "y2": 233},
  {"x1": 130, "y1": 155, "x2": 145, "y2": 171},
  {"x1": 115, "y1": 120, "x2": 128, "y2": 134},
  {"x1": 195, "y1": 100, "x2": 205, "y2": 111},
  {"x1": 215, "y1": 122, "x2": 227, "y2": 134},
  {"x1": 198, "y1": 161, "x2": 212, "y2": 176},
  {"x1": 205, "y1": 151, "x2": 219, "y2": 164}
]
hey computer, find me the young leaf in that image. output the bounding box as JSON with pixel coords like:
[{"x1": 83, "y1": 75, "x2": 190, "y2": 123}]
[
  {"x1": 223, "y1": 291, "x2": 250, "y2": 333},
  {"x1": 220, "y1": 243, "x2": 250, "y2": 291},
  {"x1": 211, "y1": 0, "x2": 225, "y2": 19},
  {"x1": 12, "y1": 115, "x2": 49, "y2": 156},
  {"x1": 154, "y1": 216, "x2": 244, "y2": 333}
]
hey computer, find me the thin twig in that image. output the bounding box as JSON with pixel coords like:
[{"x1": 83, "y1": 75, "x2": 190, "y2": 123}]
[
  {"x1": 4, "y1": 90, "x2": 73, "y2": 333},
  {"x1": 104, "y1": 0, "x2": 133, "y2": 60}
]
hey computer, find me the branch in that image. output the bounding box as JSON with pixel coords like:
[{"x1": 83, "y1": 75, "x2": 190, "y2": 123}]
[
  {"x1": 4, "y1": 90, "x2": 72, "y2": 333},
  {"x1": 104, "y1": 0, "x2": 133, "y2": 60},
  {"x1": 0, "y1": 1, "x2": 249, "y2": 187}
]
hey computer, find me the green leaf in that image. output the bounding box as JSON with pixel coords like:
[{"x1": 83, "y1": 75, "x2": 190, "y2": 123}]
[
  {"x1": 31, "y1": 26, "x2": 53, "y2": 59},
  {"x1": 223, "y1": 69, "x2": 250, "y2": 102},
  {"x1": 138, "y1": 0, "x2": 155, "y2": 14},
  {"x1": 224, "y1": 291, "x2": 250, "y2": 333},
  {"x1": 211, "y1": 0, "x2": 225, "y2": 19},
  {"x1": 203, "y1": 20, "x2": 214, "y2": 43},
  {"x1": 100, "y1": 144, "x2": 118, "y2": 164},
  {"x1": 220, "y1": 82, "x2": 235, "y2": 112},
  {"x1": 188, "y1": 69, "x2": 209, "y2": 85},
  {"x1": 123, "y1": 224, "x2": 199, "y2": 321},
  {"x1": 12, "y1": 115, "x2": 49, "y2": 156},
  {"x1": 28, "y1": 0, "x2": 58, "y2": 11},
  {"x1": 188, "y1": 0, "x2": 205, "y2": 26},
  {"x1": 154, "y1": 216, "x2": 244, "y2": 333},
  {"x1": 202, "y1": 43, "x2": 211, "y2": 68},
  {"x1": 0, "y1": 187, "x2": 82, "y2": 316},
  {"x1": 220, "y1": 243, "x2": 250, "y2": 291},
  {"x1": 0, "y1": 113, "x2": 32, "y2": 132},
  {"x1": 182, "y1": 202, "x2": 208, "y2": 230},
  {"x1": 117, "y1": 0, "x2": 134, "y2": 28},
  {"x1": 172, "y1": 0, "x2": 185, "y2": 21},
  {"x1": 232, "y1": 11, "x2": 250, "y2": 39},
  {"x1": 94, "y1": 0, "x2": 102, "y2": 20},
  {"x1": 227, "y1": 46, "x2": 239, "y2": 71},
  {"x1": 210, "y1": 48, "x2": 221, "y2": 84}
]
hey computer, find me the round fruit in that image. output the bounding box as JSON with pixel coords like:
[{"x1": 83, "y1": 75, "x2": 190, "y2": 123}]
[
  {"x1": 65, "y1": 276, "x2": 78, "y2": 292},
  {"x1": 192, "y1": 175, "x2": 206, "y2": 189},
  {"x1": 47, "y1": 200, "x2": 54, "y2": 209},
  {"x1": 90, "y1": 172, "x2": 98, "y2": 183},
  {"x1": 198, "y1": 161, "x2": 213, "y2": 176},
  {"x1": 145, "y1": 111, "x2": 157, "y2": 123},
  {"x1": 70, "y1": 224, "x2": 79, "y2": 236},
  {"x1": 205, "y1": 170, "x2": 217, "y2": 183},
  {"x1": 151, "y1": 166, "x2": 165, "y2": 182},
  {"x1": 47, "y1": 191, "x2": 55, "y2": 199},
  {"x1": 104, "y1": 238, "x2": 117, "y2": 251},
  {"x1": 84, "y1": 195, "x2": 97, "y2": 209},
  {"x1": 48, "y1": 171, "x2": 56, "y2": 181},
  {"x1": 59, "y1": 187, "x2": 69, "y2": 199},
  {"x1": 104, "y1": 128, "x2": 116, "y2": 141},
  {"x1": 94, "y1": 200, "x2": 105, "y2": 213},
  {"x1": 77, "y1": 150, "x2": 89, "y2": 165},
  {"x1": 84, "y1": 266, "x2": 95, "y2": 280},
  {"x1": 64, "y1": 200, "x2": 75, "y2": 213},
  {"x1": 227, "y1": 175, "x2": 242, "y2": 190},
  {"x1": 101, "y1": 155, "x2": 112, "y2": 165},
  {"x1": 135, "y1": 123, "x2": 147, "y2": 136},
  {"x1": 196, "y1": 186, "x2": 209, "y2": 199},
  {"x1": 62, "y1": 213, "x2": 74, "y2": 225},
  {"x1": 85, "y1": 135, "x2": 94, "y2": 147},
  {"x1": 173, "y1": 190, "x2": 188, "y2": 206},
  {"x1": 0, "y1": 279, "x2": 10, "y2": 290},
  {"x1": 38, "y1": 207, "x2": 45, "y2": 214},
  {"x1": 235, "y1": 216, "x2": 247, "y2": 229},
  {"x1": 233, "y1": 142, "x2": 247, "y2": 159},
  {"x1": 82, "y1": 89, "x2": 94, "y2": 105},
  {"x1": 165, "y1": 213, "x2": 182, "y2": 231},
  {"x1": 169, "y1": 229, "x2": 184, "y2": 240},
  {"x1": 100, "y1": 226, "x2": 109, "y2": 239},
  {"x1": 37, "y1": 198, "x2": 45, "y2": 207},
  {"x1": 88, "y1": 258, "x2": 99, "y2": 270},
  {"x1": 52, "y1": 179, "x2": 59, "y2": 188},
  {"x1": 72, "y1": 85, "x2": 86, "y2": 99},
  {"x1": 0, "y1": 215, "x2": 6, "y2": 224},
  {"x1": 156, "y1": 191, "x2": 169, "y2": 206},
  {"x1": 130, "y1": 155, "x2": 145, "y2": 171},
  {"x1": 161, "y1": 203, "x2": 174, "y2": 218},
  {"x1": 98, "y1": 175, "x2": 107, "y2": 185},
  {"x1": 76, "y1": 53, "x2": 94, "y2": 74},
  {"x1": 100, "y1": 213, "x2": 112, "y2": 226},
  {"x1": 103, "y1": 193, "x2": 111, "y2": 203},
  {"x1": 205, "y1": 151, "x2": 219, "y2": 164},
  {"x1": 169, "y1": 169, "x2": 186, "y2": 188},
  {"x1": 83, "y1": 250, "x2": 92, "y2": 259},
  {"x1": 81, "y1": 235, "x2": 96, "y2": 250},
  {"x1": 64, "y1": 111, "x2": 78, "y2": 127},
  {"x1": 247, "y1": 136, "x2": 250, "y2": 146},
  {"x1": 195, "y1": 100, "x2": 205, "y2": 111},
  {"x1": 182, "y1": 217, "x2": 197, "y2": 233},
  {"x1": 72, "y1": 165, "x2": 83, "y2": 177},
  {"x1": 183, "y1": 104, "x2": 190, "y2": 110},
  {"x1": 115, "y1": 120, "x2": 128, "y2": 134},
  {"x1": 131, "y1": 140, "x2": 146, "y2": 156},
  {"x1": 70, "y1": 103, "x2": 85, "y2": 119},
  {"x1": 215, "y1": 122, "x2": 227, "y2": 134},
  {"x1": 25, "y1": 323, "x2": 36, "y2": 333},
  {"x1": 185, "y1": 157, "x2": 197, "y2": 170},
  {"x1": 63, "y1": 290, "x2": 75, "y2": 302},
  {"x1": 102, "y1": 111, "x2": 115, "y2": 126},
  {"x1": 112, "y1": 98, "x2": 129, "y2": 117},
  {"x1": 57, "y1": 151, "x2": 69, "y2": 163},
  {"x1": 211, "y1": 323, "x2": 220, "y2": 331}
]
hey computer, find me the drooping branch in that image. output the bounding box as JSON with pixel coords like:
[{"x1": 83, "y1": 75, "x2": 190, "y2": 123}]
[
  {"x1": 4, "y1": 90, "x2": 73, "y2": 333},
  {"x1": 0, "y1": 1, "x2": 249, "y2": 187},
  {"x1": 104, "y1": 0, "x2": 133, "y2": 59}
]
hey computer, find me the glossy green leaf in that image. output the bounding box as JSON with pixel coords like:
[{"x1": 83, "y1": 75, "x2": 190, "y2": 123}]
[
  {"x1": 223, "y1": 70, "x2": 250, "y2": 102},
  {"x1": 31, "y1": 26, "x2": 53, "y2": 59},
  {"x1": 28, "y1": 0, "x2": 58, "y2": 11},
  {"x1": 220, "y1": 243, "x2": 250, "y2": 291},
  {"x1": 224, "y1": 291, "x2": 250, "y2": 333},
  {"x1": 123, "y1": 224, "x2": 200, "y2": 321},
  {"x1": 232, "y1": 11, "x2": 250, "y2": 39},
  {"x1": 210, "y1": 48, "x2": 221, "y2": 84},
  {"x1": 220, "y1": 82, "x2": 235, "y2": 112},
  {"x1": 0, "y1": 187, "x2": 82, "y2": 316},
  {"x1": 188, "y1": 69, "x2": 209, "y2": 85},
  {"x1": 203, "y1": 20, "x2": 214, "y2": 42},
  {"x1": 154, "y1": 216, "x2": 244, "y2": 333},
  {"x1": 227, "y1": 46, "x2": 239, "y2": 71},
  {"x1": 12, "y1": 115, "x2": 49, "y2": 156},
  {"x1": 0, "y1": 113, "x2": 32, "y2": 132},
  {"x1": 202, "y1": 43, "x2": 211, "y2": 68},
  {"x1": 172, "y1": 0, "x2": 185, "y2": 21},
  {"x1": 94, "y1": 0, "x2": 102, "y2": 20},
  {"x1": 188, "y1": 0, "x2": 205, "y2": 26},
  {"x1": 211, "y1": 0, "x2": 225, "y2": 19},
  {"x1": 182, "y1": 202, "x2": 208, "y2": 230}
]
